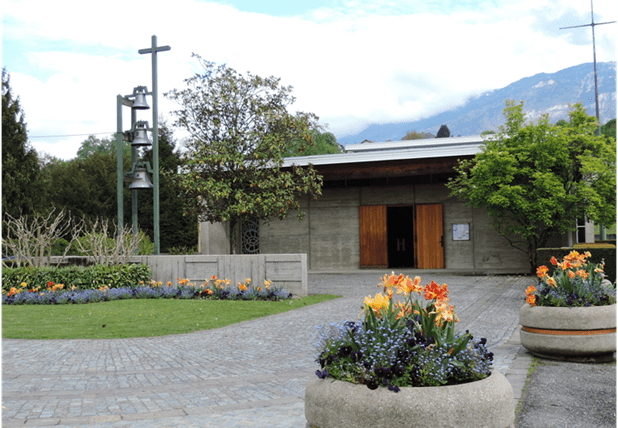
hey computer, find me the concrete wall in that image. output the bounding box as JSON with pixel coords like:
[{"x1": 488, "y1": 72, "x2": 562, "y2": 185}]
[
  {"x1": 310, "y1": 188, "x2": 361, "y2": 270},
  {"x1": 259, "y1": 182, "x2": 531, "y2": 274},
  {"x1": 199, "y1": 221, "x2": 230, "y2": 254},
  {"x1": 131, "y1": 254, "x2": 307, "y2": 297}
]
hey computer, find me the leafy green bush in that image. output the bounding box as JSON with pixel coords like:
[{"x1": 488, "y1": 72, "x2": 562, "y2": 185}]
[
  {"x1": 137, "y1": 231, "x2": 155, "y2": 255},
  {"x1": 573, "y1": 242, "x2": 616, "y2": 248},
  {"x1": 51, "y1": 238, "x2": 78, "y2": 256},
  {"x1": 54, "y1": 230, "x2": 153, "y2": 257},
  {"x1": 2, "y1": 264, "x2": 151, "y2": 292},
  {"x1": 167, "y1": 245, "x2": 198, "y2": 255}
]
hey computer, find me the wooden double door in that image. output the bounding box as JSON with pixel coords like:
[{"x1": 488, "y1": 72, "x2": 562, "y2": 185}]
[{"x1": 359, "y1": 204, "x2": 444, "y2": 269}]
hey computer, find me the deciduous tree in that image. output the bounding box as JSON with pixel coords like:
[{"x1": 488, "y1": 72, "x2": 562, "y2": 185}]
[
  {"x1": 283, "y1": 130, "x2": 342, "y2": 156},
  {"x1": 165, "y1": 56, "x2": 323, "y2": 252},
  {"x1": 447, "y1": 100, "x2": 616, "y2": 272},
  {"x1": 76, "y1": 134, "x2": 129, "y2": 159},
  {"x1": 600, "y1": 118, "x2": 616, "y2": 140},
  {"x1": 401, "y1": 130, "x2": 429, "y2": 140}
]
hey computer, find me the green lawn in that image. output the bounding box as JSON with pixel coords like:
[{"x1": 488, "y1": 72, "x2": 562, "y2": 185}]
[
  {"x1": 2, "y1": 294, "x2": 339, "y2": 340},
  {"x1": 594, "y1": 223, "x2": 616, "y2": 236}
]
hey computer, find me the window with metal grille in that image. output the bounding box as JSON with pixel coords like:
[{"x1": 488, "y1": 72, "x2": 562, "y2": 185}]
[{"x1": 241, "y1": 218, "x2": 260, "y2": 254}]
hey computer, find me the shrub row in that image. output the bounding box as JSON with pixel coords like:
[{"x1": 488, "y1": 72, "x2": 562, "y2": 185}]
[
  {"x1": 1, "y1": 264, "x2": 152, "y2": 292},
  {"x1": 537, "y1": 246, "x2": 616, "y2": 284}
]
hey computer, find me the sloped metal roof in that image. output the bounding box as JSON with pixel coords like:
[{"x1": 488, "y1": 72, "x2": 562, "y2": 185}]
[{"x1": 282, "y1": 135, "x2": 486, "y2": 168}]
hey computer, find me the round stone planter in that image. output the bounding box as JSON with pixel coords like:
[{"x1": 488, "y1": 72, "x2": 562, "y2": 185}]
[
  {"x1": 519, "y1": 303, "x2": 616, "y2": 363},
  {"x1": 305, "y1": 371, "x2": 514, "y2": 428}
]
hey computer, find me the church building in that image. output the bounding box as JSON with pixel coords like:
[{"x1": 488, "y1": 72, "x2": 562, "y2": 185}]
[{"x1": 199, "y1": 136, "x2": 591, "y2": 274}]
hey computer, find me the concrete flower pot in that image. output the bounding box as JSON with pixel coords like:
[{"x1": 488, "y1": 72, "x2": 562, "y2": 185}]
[
  {"x1": 519, "y1": 303, "x2": 616, "y2": 363},
  {"x1": 305, "y1": 370, "x2": 514, "y2": 428}
]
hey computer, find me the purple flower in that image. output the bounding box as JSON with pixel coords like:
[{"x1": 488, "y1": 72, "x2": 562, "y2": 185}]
[
  {"x1": 366, "y1": 378, "x2": 379, "y2": 390},
  {"x1": 393, "y1": 366, "x2": 406, "y2": 377},
  {"x1": 337, "y1": 345, "x2": 353, "y2": 358},
  {"x1": 315, "y1": 369, "x2": 329, "y2": 379},
  {"x1": 388, "y1": 384, "x2": 401, "y2": 393}
]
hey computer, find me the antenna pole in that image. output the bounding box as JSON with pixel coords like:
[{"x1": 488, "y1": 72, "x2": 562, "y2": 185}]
[{"x1": 559, "y1": 0, "x2": 616, "y2": 134}]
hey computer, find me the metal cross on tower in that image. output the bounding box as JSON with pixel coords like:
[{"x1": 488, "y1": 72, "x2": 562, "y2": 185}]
[
  {"x1": 139, "y1": 36, "x2": 171, "y2": 255},
  {"x1": 560, "y1": 0, "x2": 616, "y2": 134}
]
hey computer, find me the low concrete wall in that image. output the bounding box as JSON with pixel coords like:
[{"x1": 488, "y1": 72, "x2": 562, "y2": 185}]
[{"x1": 130, "y1": 254, "x2": 308, "y2": 297}]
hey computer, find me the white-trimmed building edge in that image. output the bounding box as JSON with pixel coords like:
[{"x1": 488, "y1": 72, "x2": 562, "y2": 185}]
[{"x1": 198, "y1": 135, "x2": 594, "y2": 274}]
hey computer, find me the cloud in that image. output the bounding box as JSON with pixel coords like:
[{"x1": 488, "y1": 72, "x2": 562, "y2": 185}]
[{"x1": 3, "y1": 0, "x2": 616, "y2": 159}]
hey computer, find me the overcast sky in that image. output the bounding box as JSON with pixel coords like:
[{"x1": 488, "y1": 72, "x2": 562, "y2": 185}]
[{"x1": 3, "y1": 0, "x2": 616, "y2": 160}]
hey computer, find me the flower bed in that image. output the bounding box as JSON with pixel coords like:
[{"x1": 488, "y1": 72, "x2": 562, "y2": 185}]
[
  {"x1": 525, "y1": 251, "x2": 615, "y2": 307},
  {"x1": 313, "y1": 273, "x2": 494, "y2": 391},
  {"x1": 520, "y1": 251, "x2": 616, "y2": 362},
  {"x1": 307, "y1": 273, "x2": 513, "y2": 428},
  {"x1": 2, "y1": 276, "x2": 292, "y2": 305}
]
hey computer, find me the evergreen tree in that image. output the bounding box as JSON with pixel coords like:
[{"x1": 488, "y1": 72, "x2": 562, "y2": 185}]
[
  {"x1": 45, "y1": 151, "x2": 131, "y2": 221},
  {"x1": 138, "y1": 121, "x2": 198, "y2": 252},
  {"x1": 2, "y1": 68, "x2": 43, "y2": 218},
  {"x1": 436, "y1": 124, "x2": 451, "y2": 138}
]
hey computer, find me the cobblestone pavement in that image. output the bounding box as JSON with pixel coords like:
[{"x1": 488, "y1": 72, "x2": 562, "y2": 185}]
[{"x1": 2, "y1": 272, "x2": 534, "y2": 427}]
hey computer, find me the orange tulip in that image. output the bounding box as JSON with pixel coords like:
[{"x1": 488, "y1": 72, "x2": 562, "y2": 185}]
[
  {"x1": 364, "y1": 293, "x2": 391, "y2": 318},
  {"x1": 397, "y1": 276, "x2": 422, "y2": 295},
  {"x1": 424, "y1": 281, "x2": 449, "y2": 302},
  {"x1": 536, "y1": 265, "x2": 549, "y2": 278}
]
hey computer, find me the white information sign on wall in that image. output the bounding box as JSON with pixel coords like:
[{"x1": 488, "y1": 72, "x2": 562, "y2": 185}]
[{"x1": 452, "y1": 224, "x2": 470, "y2": 241}]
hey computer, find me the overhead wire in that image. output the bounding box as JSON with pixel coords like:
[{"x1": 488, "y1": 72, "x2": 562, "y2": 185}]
[{"x1": 29, "y1": 132, "x2": 116, "y2": 139}]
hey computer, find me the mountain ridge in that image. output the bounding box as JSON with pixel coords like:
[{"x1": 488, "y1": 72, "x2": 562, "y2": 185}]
[{"x1": 338, "y1": 62, "x2": 616, "y2": 144}]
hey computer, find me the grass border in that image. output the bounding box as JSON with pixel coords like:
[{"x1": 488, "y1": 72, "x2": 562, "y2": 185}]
[
  {"x1": 515, "y1": 356, "x2": 539, "y2": 419},
  {"x1": 2, "y1": 294, "x2": 340, "y2": 340}
]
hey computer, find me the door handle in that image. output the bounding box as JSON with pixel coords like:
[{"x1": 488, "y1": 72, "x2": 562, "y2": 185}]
[{"x1": 396, "y1": 239, "x2": 406, "y2": 252}]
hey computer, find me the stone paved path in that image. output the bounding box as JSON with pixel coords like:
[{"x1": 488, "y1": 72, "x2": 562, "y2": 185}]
[{"x1": 2, "y1": 272, "x2": 533, "y2": 427}]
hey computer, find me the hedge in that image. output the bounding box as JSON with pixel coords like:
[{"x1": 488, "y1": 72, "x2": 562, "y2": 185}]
[
  {"x1": 537, "y1": 245, "x2": 616, "y2": 284},
  {"x1": 2, "y1": 264, "x2": 152, "y2": 292}
]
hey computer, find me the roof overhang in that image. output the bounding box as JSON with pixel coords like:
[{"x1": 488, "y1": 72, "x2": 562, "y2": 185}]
[{"x1": 281, "y1": 136, "x2": 486, "y2": 181}]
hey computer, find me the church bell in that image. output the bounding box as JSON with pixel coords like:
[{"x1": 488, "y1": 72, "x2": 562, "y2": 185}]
[
  {"x1": 132, "y1": 87, "x2": 150, "y2": 110},
  {"x1": 131, "y1": 122, "x2": 151, "y2": 147},
  {"x1": 129, "y1": 166, "x2": 153, "y2": 190}
]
